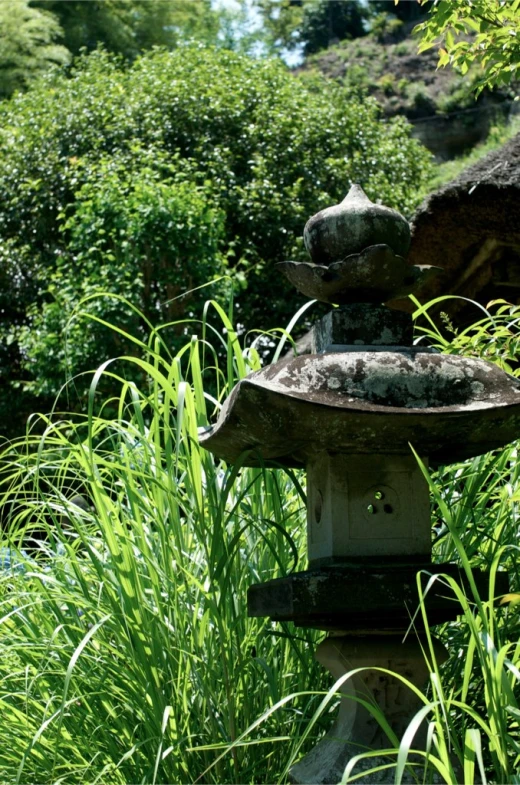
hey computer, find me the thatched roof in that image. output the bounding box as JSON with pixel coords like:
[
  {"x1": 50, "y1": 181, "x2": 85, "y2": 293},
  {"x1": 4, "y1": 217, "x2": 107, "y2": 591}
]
[{"x1": 400, "y1": 132, "x2": 520, "y2": 318}]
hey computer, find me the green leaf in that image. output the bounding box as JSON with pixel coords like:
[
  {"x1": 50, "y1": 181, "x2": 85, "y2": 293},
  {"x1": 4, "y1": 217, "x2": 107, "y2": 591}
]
[{"x1": 438, "y1": 47, "x2": 450, "y2": 67}]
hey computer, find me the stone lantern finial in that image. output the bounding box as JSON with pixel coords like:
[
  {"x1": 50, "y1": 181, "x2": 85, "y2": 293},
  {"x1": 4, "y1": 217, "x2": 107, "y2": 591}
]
[
  {"x1": 304, "y1": 184, "x2": 410, "y2": 262},
  {"x1": 279, "y1": 184, "x2": 440, "y2": 304}
]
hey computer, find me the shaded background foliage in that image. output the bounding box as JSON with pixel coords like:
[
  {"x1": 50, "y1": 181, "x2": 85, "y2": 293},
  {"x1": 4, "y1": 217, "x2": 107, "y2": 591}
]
[
  {"x1": 256, "y1": 0, "x2": 431, "y2": 56},
  {"x1": 0, "y1": 0, "x2": 70, "y2": 98},
  {"x1": 0, "y1": 45, "x2": 432, "y2": 437},
  {"x1": 33, "y1": 0, "x2": 221, "y2": 58},
  {"x1": 0, "y1": 0, "x2": 222, "y2": 91},
  {"x1": 258, "y1": 0, "x2": 369, "y2": 56}
]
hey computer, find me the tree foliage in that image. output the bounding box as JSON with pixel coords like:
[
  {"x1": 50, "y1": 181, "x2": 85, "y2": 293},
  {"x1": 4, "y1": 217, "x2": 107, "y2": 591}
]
[
  {"x1": 32, "y1": 0, "x2": 220, "y2": 59},
  {"x1": 300, "y1": 0, "x2": 369, "y2": 54},
  {"x1": 0, "y1": 45, "x2": 432, "y2": 435},
  {"x1": 0, "y1": 0, "x2": 226, "y2": 98},
  {"x1": 413, "y1": 0, "x2": 520, "y2": 94},
  {"x1": 256, "y1": 0, "x2": 369, "y2": 54},
  {"x1": 373, "y1": 0, "x2": 430, "y2": 23},
  {"x1": 0, "y1": 0, "x2": 70, "y2": 98}
]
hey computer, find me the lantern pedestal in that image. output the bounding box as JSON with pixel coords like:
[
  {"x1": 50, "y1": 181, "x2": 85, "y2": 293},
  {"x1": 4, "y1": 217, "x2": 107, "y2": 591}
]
[{"x1": 290, "y1": 635, "x2": 447, "y2": 785}]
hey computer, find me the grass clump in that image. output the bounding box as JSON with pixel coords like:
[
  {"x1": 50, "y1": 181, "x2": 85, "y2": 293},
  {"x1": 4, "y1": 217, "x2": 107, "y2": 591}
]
[{"x1": 0, "y1": 300, "x2": 324, "y2": 784}]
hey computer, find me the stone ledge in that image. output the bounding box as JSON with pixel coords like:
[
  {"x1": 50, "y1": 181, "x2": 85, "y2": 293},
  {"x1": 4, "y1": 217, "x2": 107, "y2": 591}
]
[{"x1": 247, "y1": 563, "x2": 508, "y2": 632}]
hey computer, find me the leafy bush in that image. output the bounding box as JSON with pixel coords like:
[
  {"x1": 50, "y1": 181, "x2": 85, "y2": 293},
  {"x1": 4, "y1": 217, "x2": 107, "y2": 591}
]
[
  {"x1": 0, "y1": 45, "x2": 433, "y2": 436},
  {"x1": 369, "y1": 12, "x2": 404, "y2": 44},
  {"x1": 394, "y1": 41, "x2": 410, "y2": 57},
  {"x1": 377, "y1": 72, "x2": 396, "y2": 96},
  {"x1": 408, "y1": 80, "x2": 437, "y2": 114},
  {"x1": 18, "y1": 151, "x2": 227, "y2": 398}
]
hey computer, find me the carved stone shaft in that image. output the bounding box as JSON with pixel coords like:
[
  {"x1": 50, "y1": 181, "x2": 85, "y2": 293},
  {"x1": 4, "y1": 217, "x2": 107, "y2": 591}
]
[{"x1": 290, "y1": 635, "x2": 447, "y2": 785}]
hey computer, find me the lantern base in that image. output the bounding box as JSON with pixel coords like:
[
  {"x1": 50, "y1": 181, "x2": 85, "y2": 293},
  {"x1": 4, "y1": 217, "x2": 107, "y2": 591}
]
[
  {"x1": 290, "y1": 635, "x2": 448, "y2": 785},
  {"x1": 248, "y1": 562, "x2": 508, "y2": 632}
]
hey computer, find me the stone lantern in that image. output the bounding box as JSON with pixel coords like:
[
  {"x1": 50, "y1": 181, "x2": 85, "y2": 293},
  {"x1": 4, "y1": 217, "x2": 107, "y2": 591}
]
[{"x1": 199, "y1": 186, "x2": 518, "y2": 783}]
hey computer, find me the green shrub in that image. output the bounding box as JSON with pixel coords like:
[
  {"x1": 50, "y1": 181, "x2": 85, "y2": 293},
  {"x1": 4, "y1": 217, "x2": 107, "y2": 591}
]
[
  {"x1": 369, "y1": 12, "x2": 403, "y2": 43},
  {"x1": 377, "y1": 72, "x2": 396, "y2": 96},
  {"x1": 394, "y1": 41, "x2": 410, "y2": 56},
  {"x1": 436, "y1": 74, "x2": 482, "y2": 114},
  {"x1": 18, "y1": 151, "x2": 228, "y2": 398},
  {"x1": 343, "y1": 62, "x2": 370, "y2": 90},
  {"x1": 0, "y1": 45, "x2": 433, "y2": 436},
  {"x1": 397, "y1": 77, "x2": 409, "y2": 95},
  {"x1": 408, "y1": 80, "x2": 437, "y2": 114}
]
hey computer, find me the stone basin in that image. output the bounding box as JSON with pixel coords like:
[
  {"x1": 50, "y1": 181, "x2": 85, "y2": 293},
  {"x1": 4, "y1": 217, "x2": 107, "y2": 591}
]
[{"x1": 199, "y1": 351, "x2": 520, "y2": 466}]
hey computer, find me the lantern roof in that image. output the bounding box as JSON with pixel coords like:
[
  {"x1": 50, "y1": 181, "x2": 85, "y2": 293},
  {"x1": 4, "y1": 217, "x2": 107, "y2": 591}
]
[{"x1": 199, "y1": 352, "x2": 520, "y2": 466}]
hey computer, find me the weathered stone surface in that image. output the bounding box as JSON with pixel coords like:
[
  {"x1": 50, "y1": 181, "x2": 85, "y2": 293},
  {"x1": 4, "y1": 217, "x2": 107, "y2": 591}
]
[
  {"x1": 304, "y1": 185, "x2": 411, "y2": 265},
  {"x1": 279, "y1": 245, "x2": 441, "y2": 304},
  {"x1": 198, "y1": 351, "x2": 520, "y2": 466},
  {"x1": 260, "y1": 352, "x2": 505, "y2": 408},
  {"x1": 312, "y1": 305, "x2": 414, "y2": 352},
  {"x1": 247, "y1": 562, "x2": 507, "y2": 630}
]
